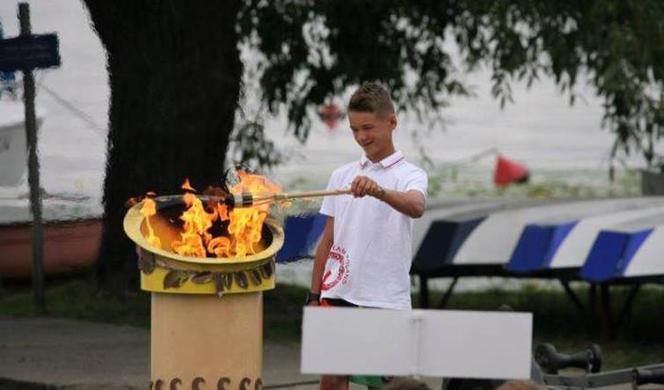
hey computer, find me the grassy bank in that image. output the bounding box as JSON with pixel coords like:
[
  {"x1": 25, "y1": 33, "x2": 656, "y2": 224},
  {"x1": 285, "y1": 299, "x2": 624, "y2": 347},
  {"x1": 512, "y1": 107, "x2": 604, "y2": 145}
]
[
  {"x1": 1, "y1": 277, "x2": 662, "y2": 370},
  {"x1": 0, "y1": 276, "x2": 307, "y2": 343}
]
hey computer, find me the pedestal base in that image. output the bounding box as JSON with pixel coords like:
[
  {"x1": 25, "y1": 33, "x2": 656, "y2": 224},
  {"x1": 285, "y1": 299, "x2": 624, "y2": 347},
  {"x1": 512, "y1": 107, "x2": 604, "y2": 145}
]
[{"x1": 151, "y1": 292, "x2": 263, "y2": 389}]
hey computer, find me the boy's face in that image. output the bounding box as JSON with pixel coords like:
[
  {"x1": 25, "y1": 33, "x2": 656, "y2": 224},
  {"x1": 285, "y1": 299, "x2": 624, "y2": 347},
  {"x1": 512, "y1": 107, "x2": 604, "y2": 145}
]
[{"x1": 348, "y1": 110, "x2": 396, "y2": 161}]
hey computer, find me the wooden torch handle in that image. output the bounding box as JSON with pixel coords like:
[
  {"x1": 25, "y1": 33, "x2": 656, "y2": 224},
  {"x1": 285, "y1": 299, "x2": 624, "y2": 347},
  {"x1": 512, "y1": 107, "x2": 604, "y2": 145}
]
[{"x1": 273, "y1": 188, "x2": 352, "y2": 201}]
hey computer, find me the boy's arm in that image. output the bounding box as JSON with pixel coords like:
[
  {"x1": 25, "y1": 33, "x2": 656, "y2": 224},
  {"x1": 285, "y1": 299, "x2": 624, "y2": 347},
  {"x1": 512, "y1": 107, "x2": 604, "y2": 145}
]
[
  {"x1": 377, "y1": 188, "x2": 425, "y2": 218},
  {"x1": 308, "y1": 216, "x2": 334, "y2": 306},
  {"x1": 350, "y1": 176, "x2": 425, "y2": 218}
]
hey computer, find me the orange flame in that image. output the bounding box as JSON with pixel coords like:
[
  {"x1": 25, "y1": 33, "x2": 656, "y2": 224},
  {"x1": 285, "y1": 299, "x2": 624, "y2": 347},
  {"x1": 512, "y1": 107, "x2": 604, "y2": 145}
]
[
  {"x1": 207, "y1": 236, "x2": 231, "y2": 257},
  {"x1": 182, "y1": 179, "x2": 196, "y2": 192},
  {"x1": 230, "y1": 171, "x2": 282, "y2": 211},
  {"x1": 171, "y1": 192, "x2": 216, "y2": 257},
  {"x1": 140, "y1": 198, "x2": 162, "y2": 249},
  {"x1": 142, "y1": 171, "x2": 284, "y2": 259},
  {"x1": 225, "y1": 171, "x2": 281, "y2": 257}
]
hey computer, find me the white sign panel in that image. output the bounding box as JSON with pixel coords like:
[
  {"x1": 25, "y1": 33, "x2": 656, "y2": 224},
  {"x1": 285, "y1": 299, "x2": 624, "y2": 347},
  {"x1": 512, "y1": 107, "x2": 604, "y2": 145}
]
[{"x1": 301, "y1": 307, "x2": 532, "y2": 379}]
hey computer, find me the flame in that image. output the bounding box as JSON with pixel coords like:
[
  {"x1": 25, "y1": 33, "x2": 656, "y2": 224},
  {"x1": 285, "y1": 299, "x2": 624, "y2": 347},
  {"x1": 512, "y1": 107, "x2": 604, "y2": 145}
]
[
  {"x1": 230, "y1": 171, "x2": 282, "y2": 212},
  {"x1": 207, "y1": 236, "x2": 231, "y2": 257},
  {"x1": 140, "y1": 198, "x2": 162, "y2": 249},
  {"x1": 225, "y1": 171, "x2": 281, "y2": 257},
  {"x1": 139, "y1": 171, "x2": 283, "y2": 259},
  {"x1": 217, "y1": 203, "x2": 230, "y2": 221},
  {"x1": 182, "y1": 179, "x2": 196, "y2": 192},
  {"x1": 228, "y1": 207, "x2": 267, "y2": 258},
  {"x1": 171, "y1": 192, "x2": 216, "y2": 257}
]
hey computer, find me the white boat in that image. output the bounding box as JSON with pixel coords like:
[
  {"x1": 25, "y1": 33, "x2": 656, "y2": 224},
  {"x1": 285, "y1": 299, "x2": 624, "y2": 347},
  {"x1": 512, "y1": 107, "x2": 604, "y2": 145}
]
[
  {"x1": 411, "y1": 198, "x2": 550, "y2": 274},
  {"x1": 0, "y1": 98, "x2": 102, "y2": 279},
  {"x1": 450, "y1": 198, "x2": 664, "y2": 267},
  {"x1": 547, "y1": 201, "x2": 664, "y2": 270},
  {"x1": 0, "y1": 99, "x2": 45, "y2": 186},
  {"x1": 621, "y1": 227, "x2": 664, "y2": 280},
  {"x1": 412, "y1": 198, "x2": 513, "y2": 252},
  {"x1": 579, "y1": 210, "x2": 664, "y2": 282}
]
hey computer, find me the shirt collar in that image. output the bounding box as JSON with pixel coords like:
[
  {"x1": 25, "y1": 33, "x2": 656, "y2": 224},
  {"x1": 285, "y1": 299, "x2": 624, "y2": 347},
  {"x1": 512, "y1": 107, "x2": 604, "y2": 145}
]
[{"x1": 359, "y1": 150, "x2": 404, "y2": 169}]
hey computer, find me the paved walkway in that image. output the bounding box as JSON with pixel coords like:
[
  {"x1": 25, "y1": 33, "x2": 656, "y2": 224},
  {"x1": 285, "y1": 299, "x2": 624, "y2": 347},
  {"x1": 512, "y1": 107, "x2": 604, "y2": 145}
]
[{"x1": 0, "y1": 316, "x2": 441, "y2": 389}]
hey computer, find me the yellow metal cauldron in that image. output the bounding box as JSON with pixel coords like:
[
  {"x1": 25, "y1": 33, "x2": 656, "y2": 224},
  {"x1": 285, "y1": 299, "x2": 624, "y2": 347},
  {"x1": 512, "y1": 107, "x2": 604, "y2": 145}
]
[{"x1": 123, "y1": 195, "x2": 284, "y2": 389}]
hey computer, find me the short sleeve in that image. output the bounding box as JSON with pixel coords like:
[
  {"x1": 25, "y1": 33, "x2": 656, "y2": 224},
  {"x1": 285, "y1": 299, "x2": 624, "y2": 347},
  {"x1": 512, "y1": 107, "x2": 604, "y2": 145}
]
[
  {"x1": 319, "y1": 170, "x2": 338, "y2": 217},
  {"x1": 404, "y1": 167, "x2": 428, "y2": 199}
]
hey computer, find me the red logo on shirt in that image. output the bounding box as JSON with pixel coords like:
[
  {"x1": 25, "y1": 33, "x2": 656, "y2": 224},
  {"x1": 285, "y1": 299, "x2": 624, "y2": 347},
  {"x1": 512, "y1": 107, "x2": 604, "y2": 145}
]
[{"x1": 321, "y1": 245, "x2": 349, "y2": 291}]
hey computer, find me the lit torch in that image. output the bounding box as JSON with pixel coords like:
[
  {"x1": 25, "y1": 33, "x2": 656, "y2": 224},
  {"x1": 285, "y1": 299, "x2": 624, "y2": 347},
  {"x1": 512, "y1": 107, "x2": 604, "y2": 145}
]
[{"x1": 134, "y1": 171, "x2": 350, "y2": 260}]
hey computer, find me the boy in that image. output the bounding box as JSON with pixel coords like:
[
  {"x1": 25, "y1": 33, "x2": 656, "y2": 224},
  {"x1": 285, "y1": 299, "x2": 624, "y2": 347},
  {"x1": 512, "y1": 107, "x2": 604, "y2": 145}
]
[{"x1": 308, "y1": 82, "x2": 428, "y2": 390}]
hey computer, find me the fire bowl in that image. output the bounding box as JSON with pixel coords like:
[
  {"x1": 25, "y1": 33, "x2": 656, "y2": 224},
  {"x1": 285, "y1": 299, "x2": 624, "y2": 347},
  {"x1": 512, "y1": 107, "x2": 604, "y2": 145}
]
[{"x1": 123, "y1": 195, "x2": 284, "y2": 295}]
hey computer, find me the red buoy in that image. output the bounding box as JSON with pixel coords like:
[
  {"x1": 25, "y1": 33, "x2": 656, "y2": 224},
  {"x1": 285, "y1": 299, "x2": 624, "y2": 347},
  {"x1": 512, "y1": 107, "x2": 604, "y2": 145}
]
[{"x1": 494, "y1": 155, "x2": 530, "y2": 187}]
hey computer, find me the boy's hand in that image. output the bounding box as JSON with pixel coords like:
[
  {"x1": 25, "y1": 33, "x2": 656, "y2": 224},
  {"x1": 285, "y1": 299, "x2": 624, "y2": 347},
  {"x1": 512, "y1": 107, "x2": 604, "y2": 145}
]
[{"x1": 350, "y1": 176, "x2": 384, "y2": 199}]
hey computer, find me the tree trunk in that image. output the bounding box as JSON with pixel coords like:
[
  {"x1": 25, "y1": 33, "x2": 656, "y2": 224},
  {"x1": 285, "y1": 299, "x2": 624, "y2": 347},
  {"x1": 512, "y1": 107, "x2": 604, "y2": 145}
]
[{"x1": 83, "y1": 1, "x2": 242, "y2": 292}]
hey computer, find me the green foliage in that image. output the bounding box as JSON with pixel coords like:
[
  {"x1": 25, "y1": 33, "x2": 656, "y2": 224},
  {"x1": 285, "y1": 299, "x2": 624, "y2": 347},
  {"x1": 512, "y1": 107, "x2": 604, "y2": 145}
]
[
  {"x1": 0, "y1": 278, "x2": 307, "y2": 344},
  {"x1": 238, "y1": 0, "x2": 664, "y2": 169},
  {"x1": 454, "y1": 0, "x2": 664, "y2": 168},
  {"x1": 653, "y1": 155, "x2": 664, "y2": 174},
  {"x1": 238, "y1": 0, "x2": 470, "y2": 142},
  {"x1": 263, "y1": 282, "x2": 310, "y2": 343},
  {"x1": 229, "y1": 115, "x2": 285, "y2": 171},
  {"x1": 0, "y1": 277, "x2": 150, "y2": 328}
]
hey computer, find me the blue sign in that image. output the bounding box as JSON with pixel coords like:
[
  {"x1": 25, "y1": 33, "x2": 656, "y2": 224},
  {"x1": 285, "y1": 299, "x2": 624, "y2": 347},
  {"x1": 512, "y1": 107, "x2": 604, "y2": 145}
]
[{"x1": 0, "y1": 33, "x2": 60, "y2": 72}]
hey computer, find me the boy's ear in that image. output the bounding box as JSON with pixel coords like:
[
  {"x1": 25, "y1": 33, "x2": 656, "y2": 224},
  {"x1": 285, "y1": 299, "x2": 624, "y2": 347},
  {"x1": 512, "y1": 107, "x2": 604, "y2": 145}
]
[{"x1": 389, "y1": 113, "x2": 397, "y2": 129}]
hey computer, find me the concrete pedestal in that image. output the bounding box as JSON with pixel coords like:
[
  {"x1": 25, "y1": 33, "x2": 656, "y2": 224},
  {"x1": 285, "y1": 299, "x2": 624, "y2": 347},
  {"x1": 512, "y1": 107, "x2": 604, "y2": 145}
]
[
  {"x1": 151, "y1": 292, "x2": 263, "y2": 389},
  {"x1": 123, "y1": 197, "x2": 284, "y2": 390}
]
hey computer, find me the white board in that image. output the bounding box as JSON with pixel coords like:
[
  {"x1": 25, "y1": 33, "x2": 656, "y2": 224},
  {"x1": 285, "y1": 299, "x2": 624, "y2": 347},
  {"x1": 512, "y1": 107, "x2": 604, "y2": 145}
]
[{"x1": 301, "y1": 307, "x2": 532, "y2": 379}]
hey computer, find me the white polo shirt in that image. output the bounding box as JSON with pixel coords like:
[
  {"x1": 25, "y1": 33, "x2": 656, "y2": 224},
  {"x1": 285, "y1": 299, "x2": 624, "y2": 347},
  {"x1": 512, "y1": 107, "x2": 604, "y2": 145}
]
[{"x1": 319, "y1": 150, "x2": 428, "y2": 309}]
